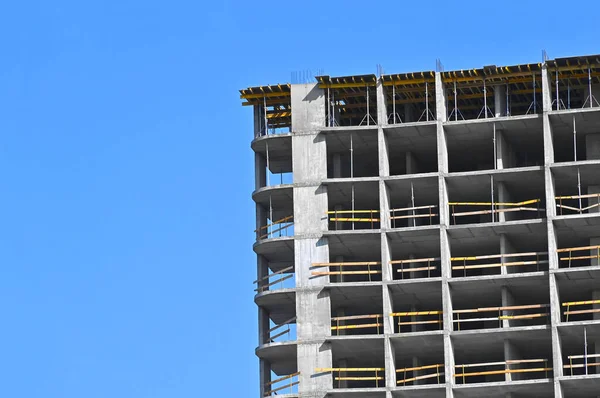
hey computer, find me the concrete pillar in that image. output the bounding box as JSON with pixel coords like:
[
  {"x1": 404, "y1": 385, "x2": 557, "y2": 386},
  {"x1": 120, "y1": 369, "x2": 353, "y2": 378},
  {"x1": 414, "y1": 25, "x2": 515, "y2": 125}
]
[
  {"x1": 550, "y1": 274, "x2": 564, "y2": 380},
  {"x1": 379, "y1": 180, "x2": 391, "y2": 230},
  {"x1": 291, "y1": 84, "x2": 333, "y2": 395},
  {"x1": 587, "y1": 134, "x2": 600, "y2": 160},
  {"x1": 254, "y1": 104, "x2": 265, "y2": 137},
  {"x1": 381, "y1": 234, "x2": 393, "y2": 283},
  {"x1": 591, "y1": 237, "x2": 600, "y2": 267},
  {"x1": 335, "y1": 255, "x2": 345, "y2": 284},
  {"x1": 588, "y1": 185, "x2": 600, "y2": 214},
  {"x1": 337, "y1": 359, "x2": 348, "y2": 388},
  {"x1": 495, "y1": 129, "x2": 516, "y2": 169},
  {"x1": 500, "y1": 234, "x2": 514, "y2": 275},
  {"x1": 406, "y1": 151, "x2": 419, "y2": 175},
  {"x1": 435, "y1": 72, "x2": 449, "y2": 173},
  {"x1": 384, "y1": 338, "x2": 396, "y2": 388},
  {"x1": 376, "y1": 80, "x2": 387, "y2": 126},
  {"x1": 382, "y1": 283, "x2": 394, "y2": 334},
  {"x1": 411, "y1": 356, "x2": 422, "y2": 385},
  {"x1": 404, "y1": 103, "x2": 414, "y2": 123},
  {"x1": 497, "y1": 182, "x2": 513, "y2": 222},
  {"x1": 256, "y1": 203, "x2": 268, "y2": 240},
  {"x1": 333, "y1": 153, "x2": 342, "y2": 178},
  {"x1": 255, "y1": 153, "x2": 267, "y2": 189},
  {"x1": 258, "y1": 306, "x2": 270, "y2": 345},
  {"x1": 259, "y1": 359, "x2": 271, "y2": 397},
  {"x1": 378, "y1": 127, "x2": 390, "y2": 177},
  {"x1": 495, "y1": 85, "x2": 507, "y2": 117},
  {"x1": 504, "y1": 340, "x2": 522, "y2": 382},
  {"x1": 501, "y1": 287, "x2": 516, "y2": 328}
]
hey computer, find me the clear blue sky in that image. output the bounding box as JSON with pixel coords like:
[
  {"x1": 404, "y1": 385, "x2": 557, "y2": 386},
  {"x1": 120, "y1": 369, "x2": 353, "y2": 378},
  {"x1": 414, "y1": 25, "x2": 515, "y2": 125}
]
[{"x1": 0, "y1": 1, "x2": 598, "y2": 397}]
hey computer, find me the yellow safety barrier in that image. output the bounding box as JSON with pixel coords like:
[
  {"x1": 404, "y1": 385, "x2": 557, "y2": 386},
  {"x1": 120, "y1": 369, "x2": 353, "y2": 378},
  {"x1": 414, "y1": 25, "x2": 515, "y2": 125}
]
[
  {"x1": 255, "y1": 215, "x2": 294, "y2": 240},
  {"x1": 390, "y1": 257, "x2": 439, "y2": 279},
  {"x1": 454, "y1": 359, "x2": 551, "y2": 384},
  {"x1": 390, "y1": 310, "x2": 443, "y2": 332},
  {"x1": 453, "y1": 304, "x2": 549, "y2": 331},
  {"x1": 264, "y1": 372, "x2": 300, "y2": 396},
  {"x1": 254, "y1": 266, "x2": 294, "y2": 293},
  {"x1": 556, "y1": 193, "x2": 600, "y2": 215},
  {"x1": 326, "y1": 210, "x2": 380, "y2": 230},
  {"x1": 390, "y1": 205, "x2": 438, "y2": 228},
  {"x1": 564, "y1": 354, "x2": 600, "y2": 376},
  {"x1": 311, "y1": 261, "x2": 381, "y2": 281},
  {"x1": 557, "y1": 245, "x2": 600, "y2": 268},
  {"x1": 331, "y1": 314, "x2": 383, "y2": 335},
  {"x1": 267, "y1": 316, "x2": 296, "y2": 343},
  {"x1": 449, "y1": 199, "x2": 542, "y2": 224},
  {"x1": 396, "y1": 363, "x2": 444, "y2": 385},
  {"x1": 451, "y1": 251, "x2": 548, "y2": 276},
  {"x1": 315, "y1": 367, "x2": 385, "y2": 388},
  {"x1": 562, "y1": 299, "x2": 600, "y2": 322}
]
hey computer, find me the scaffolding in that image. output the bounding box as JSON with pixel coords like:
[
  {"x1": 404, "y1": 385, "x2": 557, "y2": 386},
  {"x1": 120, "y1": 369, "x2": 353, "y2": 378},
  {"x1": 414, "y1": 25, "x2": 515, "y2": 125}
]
[
  {"x1": 381, "y1": 71, "x2": 436, "y2": 123},
  {"x1": 240, "y1": 84, "x2": 292, "y2": 136},
  {"x1": 317, "y1": 75, "x2": 378, "y2": 127}
]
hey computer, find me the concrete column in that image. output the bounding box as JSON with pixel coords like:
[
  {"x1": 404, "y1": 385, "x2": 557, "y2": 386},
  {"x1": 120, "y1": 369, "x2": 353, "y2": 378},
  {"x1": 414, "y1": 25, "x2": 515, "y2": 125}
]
[
  {"x1": 497, "y1": 182, "x2": 513, "y2": 222},
  {"x1": 435, "y1": 72, "x2": 449, "y2": 174},
  {"x1": 258, "y1": 305, "x2": 270, "y2": 346},
  {"x1": 406, "y1": 151, "x2": 419, "y2": 175},
  {"x1": 335, "y1": 255, "x2": 345, "y2": 284},
  {"x1": 501, "y1": 287, "x2": 517, "y2": 328},
  {"x1": 495, "y1": 85, "x2": 507, "y2": 117},
  {"x1": 337, "y1": 359, "x2": 348, "y2": 388},
  {"x1": 404, "y1": 103, "x2": 414, "y2": 123},
  {"x1": 495, "y1": 129, "x2": 516, "y2": 169},
  {"x1": 333, "y1": 153, "x2": 342, "y2": 178},
  {"x1": 381, "y1": 233, "x2": 393, "y2": 283},
  {"x1": 378, "y1": 127, "x2": 390, "y2": 177},
  {"x1": 411, "y1": 356, "x2": 422, "y2": 385},
  {"x1": 254, "y1": 104, "x2": 265, "y2": 137},
  {"x1": 586, "y1": 134, "x2": 600, "y2": 160},
  {"x1": 504, "y1": 340, "x2": 522, "y2": 382},
  {"x1": 256, "y1": 203, "x2": 268, "y2": 240},
  {"x1": 259, "y1": 359, "x2": 271, "y2": 397},
  {"x1": 376, "y1": 80, "x2": 387, "y2": 126},
  {"x1": 382, "y1": 284, "x2": 394, "y2": 334},
  {"x1": 255, "y1": 153, "x2": 267, "y2": 189},
  {"x1": 291, "y1": 84, "x2": 333, "y2": 395},
  {"x1": 588, "y1": 185, "x2": 600, "y2": 214},
  {"x1": 379, "y1": 180, "x2": 391, "y2": 230},
  {"x1": 384, "y1": 338, "x2": 396, "y2": 388},
  {"x1": 550, "y1": 274, "x2": 564, "y2": 381},
  {"x1": 500, "y1": 234, "x2": 514, "y2": 275}
]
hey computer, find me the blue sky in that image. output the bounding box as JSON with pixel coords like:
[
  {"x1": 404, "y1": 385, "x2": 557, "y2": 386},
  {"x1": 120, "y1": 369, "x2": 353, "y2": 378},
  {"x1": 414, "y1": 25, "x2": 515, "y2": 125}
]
[{"x1": 0, "y1": 1, "x2": 598, "y2": 397}]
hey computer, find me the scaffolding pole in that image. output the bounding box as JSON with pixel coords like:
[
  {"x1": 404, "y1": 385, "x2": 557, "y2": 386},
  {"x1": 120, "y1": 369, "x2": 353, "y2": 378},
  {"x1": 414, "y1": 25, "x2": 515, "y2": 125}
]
[
  {"x1": 573, "y1": 116, "x2": 577, "y2": 162},
  {"x1": 493, "y1": 123, "x2": 497, "y2": 170},
  {"x1": 577, "y1": 167, "x2": 582, "y2": 214},
  {"x1": 491, "y1": 175, "x2": 495, "y2": 222},
  {"x1": 266, "y1": 141, "x2": 270, "y2": 186}
]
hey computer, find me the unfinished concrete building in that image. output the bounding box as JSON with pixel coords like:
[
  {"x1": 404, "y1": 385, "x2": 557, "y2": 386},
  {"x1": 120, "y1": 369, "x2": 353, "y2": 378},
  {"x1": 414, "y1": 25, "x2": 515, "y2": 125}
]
[{"x1": 242, "y1": 54, "x2": 600, "y2": 398}]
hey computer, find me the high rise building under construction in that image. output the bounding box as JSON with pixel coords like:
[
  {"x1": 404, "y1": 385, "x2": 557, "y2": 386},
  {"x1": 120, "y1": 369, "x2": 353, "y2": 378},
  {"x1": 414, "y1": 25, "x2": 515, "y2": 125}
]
[{"x1": 242, "y1": 53, "x2": 600, "y2": 398}]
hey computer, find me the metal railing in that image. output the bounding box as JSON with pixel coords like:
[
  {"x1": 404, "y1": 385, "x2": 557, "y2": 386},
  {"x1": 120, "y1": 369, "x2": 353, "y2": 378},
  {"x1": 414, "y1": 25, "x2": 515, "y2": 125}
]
[
  {"x1": 331, "y1": 314, "x2": 383, "y2": 336},
  {"x1": 454, "y1": 359, "x2": 551, "y2": 384},
  {"x1": 449, "y1": 199, "x2": 542, "y2": 224},
  {"x1": 254, "y1": 266, "x2": 294, "y2": 293},
  {"x1": 264, "y1": 372, "x2": 299, "y2": 396},
  {"x1": 562, "y1": 299, "x2": 600, "y2": 322},
  {"x1": 255, "y1": 215, "x2": 294, "y2": 240},
  {"x1": 390, "y1": 310, "x2": 443, "y2": 332},
  {"x1": 396, "y1": 363, "x2": 444, "y2": 385},
  {"x1": 315, "y1": 367, "x2": 385, "y2": 388},
  {"x1": 451, "y1": 251, "x2": 548, "y2": 276},
  {"x1": 326, "y1": 210, "x2": 380, "y2": 230},
  {"x1": 558, "y1": 245, "x2": 600, "y2": 268},
  {"x1": 390, "y1": 257, "x2": 440, "y2": 279},
  {"x1": 390, "y1": 205, "x2": 438, "y2": 228},
  {"x1": 267, "y1": 317, "x2": 296, "y2": 343},
  {"x1": 311, "y1": 261, "x2": 381, "y2": 281},
  {"x1": 564, "y1": 353, "x2": 600, "y2": 376},
  {"x1": 453, "y1": 304, "x2": 549, "y2": 331},
  {"x1": 556, "y1": 193, "x2": 600, "y2": 215}
]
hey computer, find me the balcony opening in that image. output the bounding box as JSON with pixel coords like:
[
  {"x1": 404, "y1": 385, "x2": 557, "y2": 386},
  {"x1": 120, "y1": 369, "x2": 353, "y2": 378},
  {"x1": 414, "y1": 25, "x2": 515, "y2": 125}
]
[
  {"x1": 326, "y1": 181, "x2": 380, "y2": 231},
  {"x1": 326, "y1": 129, "x2": 379, "y2": 178}
]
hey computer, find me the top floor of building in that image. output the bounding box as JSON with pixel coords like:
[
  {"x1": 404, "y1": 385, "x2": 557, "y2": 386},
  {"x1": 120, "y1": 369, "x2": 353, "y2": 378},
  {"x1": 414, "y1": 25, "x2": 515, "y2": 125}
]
[{"x1": 240, "y1": 54, "x2": 600, "y2": 137}]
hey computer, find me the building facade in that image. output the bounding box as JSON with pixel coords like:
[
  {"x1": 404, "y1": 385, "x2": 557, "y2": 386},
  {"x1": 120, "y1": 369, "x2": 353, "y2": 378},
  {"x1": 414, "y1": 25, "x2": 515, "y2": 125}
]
[{"x1": 242, "y1": 54, "x2": 600, "y2": 398}]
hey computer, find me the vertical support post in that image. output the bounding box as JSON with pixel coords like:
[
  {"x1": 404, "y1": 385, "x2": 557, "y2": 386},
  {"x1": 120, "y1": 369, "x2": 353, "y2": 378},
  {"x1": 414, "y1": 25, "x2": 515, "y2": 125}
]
[
  {"x1": 533, "y1": 73, "x2": 537, "y2": 113},
  {"x1": 568, "y1": 80, "x2": 571, "y2": 109},
  {"x1": 425, "y1": 82, "x2": 430, "y2": 121},
  {"x1": 577, "y1": 168, "x2": 582, "y2": 214},
  {"x1": 493, "y1": 123, "x2": 497, "y2": 170},
  {"x1": 483, "y1": 79, "x2": 488, "y2": 118},
  {"x1": 351, "y1": 184, "x2": 355, "y2": 231},
  {"x1": 491, "y1": 175, "x2": 495, "y2": 223},
  {"x1": 454, "y1": 81, "x2": 458, "y2": 121},
  {"x1": 573, "y1": 116, "x2": 577, "y2": 162},
  {"x1": 589, "y1": 66, "x2": 593, "y2": 109},
  {"x1": 555, "y1": 68, "x2": 560, "y2": 110},
  {"x1": 411, "y1": 182, "x2": 416, "y2": 227},
  {"x1": 264, "y1": 96, "x2": 269, "y2": 134},
  {"x1": 366, "y1": 85, "x2": 370, "y2": 126},
  {"x1": 585, "y1": 327, "x2": 588, "y2": 375},
  {"x1": 266, "y1": 141, "x2": 270, "y2": 186},
  {"x1": 269, "y1": 195, "x2": 273, "y2": 239},
  {"x1": 393, "y1": 84, "x2": 396, "y2": 124}
]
